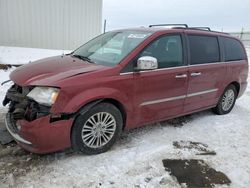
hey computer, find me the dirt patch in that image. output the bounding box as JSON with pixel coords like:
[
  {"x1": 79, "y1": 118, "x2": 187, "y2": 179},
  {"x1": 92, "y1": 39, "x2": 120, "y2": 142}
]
[
  {"x1": 173, "y1": 140, "x2": 216, "y2": 155},
  {"x1": 162, "y1": 159, "x2": 231, "y2": 188},
  {"x1": 0, "y1": 112, "x2": 75, "y2": 183},
  {"x1": 164, "y1": 115, "x2": 192, "y2": 127},
  {"x1": 0, "y1": 64, "x2": 22, "y2": 70},
  {"x1": 0, "y1": 112, "x2": 14, "y2": 144},
  {"x1": 0, "y1": 142, "x2": 75, "y2": 184}
]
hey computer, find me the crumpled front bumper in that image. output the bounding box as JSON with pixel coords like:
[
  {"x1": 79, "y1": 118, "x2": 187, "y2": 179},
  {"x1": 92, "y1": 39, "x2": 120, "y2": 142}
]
[
  {"x1": 5, "y1": 113, "x2": 32, "y2": 145},
  {"x1": 5, "y1": 113, "x2": 74, "y2": 154}
]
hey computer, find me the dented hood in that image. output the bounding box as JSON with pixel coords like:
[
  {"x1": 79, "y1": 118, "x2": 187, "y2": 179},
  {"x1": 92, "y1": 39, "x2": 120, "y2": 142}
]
[{"x1": 9, "y1": 55, "x2": 105, "y2": 86}]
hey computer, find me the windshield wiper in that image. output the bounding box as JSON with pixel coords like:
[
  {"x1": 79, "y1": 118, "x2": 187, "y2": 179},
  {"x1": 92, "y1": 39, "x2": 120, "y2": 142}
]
[{"x1": 72, "y1": 54, "x2": 95, "y2": 64}]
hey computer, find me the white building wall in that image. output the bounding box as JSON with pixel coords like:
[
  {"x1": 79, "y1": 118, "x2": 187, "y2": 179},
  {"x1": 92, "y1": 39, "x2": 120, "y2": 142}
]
[{"x1": 0, "y1": 0, "x2": 102, "y2": 50}]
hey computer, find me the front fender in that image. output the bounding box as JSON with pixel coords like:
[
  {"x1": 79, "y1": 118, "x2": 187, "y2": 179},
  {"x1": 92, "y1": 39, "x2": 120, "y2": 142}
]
[{"x1": 51, "y1": 87, "x2": 131, "y2": 114}]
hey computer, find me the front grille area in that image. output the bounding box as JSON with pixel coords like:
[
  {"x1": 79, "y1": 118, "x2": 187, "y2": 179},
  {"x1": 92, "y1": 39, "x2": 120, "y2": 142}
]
[{"x1": 3, "y1": 83, "x2": 50, "y2": 121}]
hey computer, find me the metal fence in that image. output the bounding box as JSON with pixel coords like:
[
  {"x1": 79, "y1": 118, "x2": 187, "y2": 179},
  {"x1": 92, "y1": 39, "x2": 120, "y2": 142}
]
[
  {"x1": 229, "y1": 31, "x2": 250, "y2": 58},
  {"x1": 229, "y1": 31, "x2": 250, "y2": 48}
]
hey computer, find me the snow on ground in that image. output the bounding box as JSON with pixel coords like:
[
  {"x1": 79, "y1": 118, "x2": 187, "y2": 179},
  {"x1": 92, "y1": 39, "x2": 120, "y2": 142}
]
[
  {"x1": 246, "y1": 46, "x2": 250, "y2": 59},
  {"x1": 0, "y1": 68, "x2": 14, "y2": 110},
  {"x1": 0, "y1": 46, "x2": 70, "y2": 65},
  {"x1": 0, "y1": 46, "x2": 250, "y2": 188},
  {"x1": 0, "y1": 46, "x2": 70, "y2": 108},
  {"x1": 8, "y1": 86, "x2": 250, "y2": 188}
]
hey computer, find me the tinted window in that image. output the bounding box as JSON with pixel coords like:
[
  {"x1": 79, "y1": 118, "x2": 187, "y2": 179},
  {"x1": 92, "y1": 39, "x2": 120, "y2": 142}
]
[
  {"x1": 222, "y1": 37, "x2": 245, "y2": 61},
  {"x1": 139, "y1": 35, "x2": 183, "y2": 69},
  {"x1": 188, "y1": 35, "x2": 220, "y2": 65}
]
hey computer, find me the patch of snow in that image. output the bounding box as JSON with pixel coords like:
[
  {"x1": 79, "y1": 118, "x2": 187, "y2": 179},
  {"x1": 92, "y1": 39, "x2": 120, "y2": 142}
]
[
  {"x1": 0, "y1": 68, "x2": 15, "y2": 109},
  {"x1": 0, "y1": 46, "x2": 249, "y2": 188},
  {"x1": 12, "y1": 94, "x2": 250, "y2": 188},
  {"x1": 246, "y1": 46, "x2": 250, "y2": 59},
  {"x1": 0, "y1": 46, "x2": 70, "y2": 65},
  {"x1": 0, "y1": 46, "x2": 71, "y2": 108}
]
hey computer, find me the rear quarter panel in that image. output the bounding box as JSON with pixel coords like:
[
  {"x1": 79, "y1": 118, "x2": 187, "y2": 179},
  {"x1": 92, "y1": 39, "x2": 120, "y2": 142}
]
[{"x1": 226, "y1": 60, "x2": 248, "y2": 97}]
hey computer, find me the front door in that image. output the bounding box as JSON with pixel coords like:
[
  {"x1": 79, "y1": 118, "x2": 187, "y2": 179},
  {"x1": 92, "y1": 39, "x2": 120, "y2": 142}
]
[{"x1": 134, "y1": 34, "x2": 188, "y2": 125}]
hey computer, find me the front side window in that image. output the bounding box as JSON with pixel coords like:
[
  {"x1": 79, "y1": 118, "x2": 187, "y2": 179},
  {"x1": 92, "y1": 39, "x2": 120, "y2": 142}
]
[
  {"x1": 188, "y1": 35, "x2": 220, "y2": 65},
  {"x1": 222, "y1": 37, "x2": 246, "y2": 61},
  {"x1": 138, "y1": 35, "x2": 183, "y2": 69},
  {"x1": 73, "y1": 31, "x2": 152, "y2": 66}
]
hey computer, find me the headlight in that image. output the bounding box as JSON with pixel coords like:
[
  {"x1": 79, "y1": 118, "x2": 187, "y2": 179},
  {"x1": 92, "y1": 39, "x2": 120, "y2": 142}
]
[{"x1": 27, "y1": 87, "x2": 60, "y2": 106}]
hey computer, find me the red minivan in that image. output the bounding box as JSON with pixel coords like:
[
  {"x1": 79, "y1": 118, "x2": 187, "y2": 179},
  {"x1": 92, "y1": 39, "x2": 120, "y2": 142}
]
[{"x1": 3, "y1": 24, "x2": 248, "y2": 154}]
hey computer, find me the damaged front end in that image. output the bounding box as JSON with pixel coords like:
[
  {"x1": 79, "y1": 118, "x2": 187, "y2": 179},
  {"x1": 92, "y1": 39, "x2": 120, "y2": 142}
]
[
  {"x1": 2, "y1": 83, "x2": 52, "y2": 146},
  {"x1": 3, "y1": 84, "x2": 50, "y2": 121},
  {"x1": 2, "y1": 83, "x2": 74, "y2": 153}
]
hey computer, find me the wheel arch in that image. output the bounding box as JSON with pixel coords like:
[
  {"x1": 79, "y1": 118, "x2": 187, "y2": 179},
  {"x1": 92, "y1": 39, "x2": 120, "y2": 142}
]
[
  {"x1": 228, "y1": 81, "x2": 240, "y2": 96},
  {"x1": 71, "y1": 98, "x2": 127, "y2": 137},
  {"x1": 102, "y1": 98, "x2": 127, "y2": 130}
]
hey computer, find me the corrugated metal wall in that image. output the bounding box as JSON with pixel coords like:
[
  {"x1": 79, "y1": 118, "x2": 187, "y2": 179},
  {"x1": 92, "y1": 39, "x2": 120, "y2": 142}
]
[{"x1": 0, "y1": 0, "x2": 102, "y2": 50}]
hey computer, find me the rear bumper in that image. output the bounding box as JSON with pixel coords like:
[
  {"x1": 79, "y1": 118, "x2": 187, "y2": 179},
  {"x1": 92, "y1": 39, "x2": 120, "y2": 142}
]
[{"x1": 5, "y1": 113, "x2": 73, "y2": 154}]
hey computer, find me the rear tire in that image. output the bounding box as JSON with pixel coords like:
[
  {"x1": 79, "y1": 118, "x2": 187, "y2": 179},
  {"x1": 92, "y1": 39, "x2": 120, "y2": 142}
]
[
  {"x1": 212, "y1": 85, "x2": 237, "y2": 115},
  {"x1": 71, "y1": 102, "x2": 123, "y2": 155}
]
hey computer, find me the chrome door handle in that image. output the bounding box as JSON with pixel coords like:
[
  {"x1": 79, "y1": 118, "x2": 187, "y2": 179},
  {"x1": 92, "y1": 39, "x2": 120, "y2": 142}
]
[
  {"x1": 191, "y1": 72, "x2": 202, "y2": 77},
  {"x1": 175, "y1": 74, "x2": 187, "y2": 78}
]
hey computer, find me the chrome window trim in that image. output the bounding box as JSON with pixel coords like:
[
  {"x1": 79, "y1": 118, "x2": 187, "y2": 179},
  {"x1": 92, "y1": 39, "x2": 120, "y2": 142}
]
[
  {"x1": 140, "y1": 88, "x2": 218, "y2": 106},
  {"x1": 189, "y1": 61, "x2": 225, "y2": 67},
  {"x1": 119, "y1": 44, "x2": 248, "y2": 76},
  {"x1": 139, "y1": 65, "x2": 188, "y2": 73},
  {"x1": 119, "y1": 61, "x2": 229, "y2": 75},
  {"x1": 119, "y1": 66, "x2": 188, "y2": 75},
  {"x1": 119, "y1": 72, "x2": 134, "y2": 75}
]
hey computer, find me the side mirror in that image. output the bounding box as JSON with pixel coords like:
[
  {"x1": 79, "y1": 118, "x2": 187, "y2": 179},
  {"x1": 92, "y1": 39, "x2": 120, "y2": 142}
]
[{"x1": 136, "y1": 56, "x2": 158, "y2": 71}]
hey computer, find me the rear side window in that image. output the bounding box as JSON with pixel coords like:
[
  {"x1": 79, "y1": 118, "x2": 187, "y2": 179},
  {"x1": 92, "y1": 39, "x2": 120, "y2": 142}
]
[
  {"x1": 188, "y1": 35, "x2": 220, "y2": 65},
  {"x1": 222, "y1": 37, "x2": 246, "y2": 61}
]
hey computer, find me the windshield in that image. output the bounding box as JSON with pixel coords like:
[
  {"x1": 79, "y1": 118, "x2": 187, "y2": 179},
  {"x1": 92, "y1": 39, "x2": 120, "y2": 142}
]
[{"x1": 72, "y1": 31, "x2": 152, "y2": 66}]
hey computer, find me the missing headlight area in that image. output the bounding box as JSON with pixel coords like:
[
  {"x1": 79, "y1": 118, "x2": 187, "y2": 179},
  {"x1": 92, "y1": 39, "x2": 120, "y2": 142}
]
[{"x1": 2, "y1": 84, "x2": 50, "y2": 121}]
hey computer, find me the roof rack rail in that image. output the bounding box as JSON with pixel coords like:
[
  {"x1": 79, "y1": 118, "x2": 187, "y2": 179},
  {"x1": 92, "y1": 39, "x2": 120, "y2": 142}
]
[
  {"x1": 189, "y1": 27, "x2": 211, "y2": 31},
  {"x1": 148, "y1": 24, "x2": 213, "y2": 32},
  {"x1": 149, "y1": 24, "x2": 188, "y2": 28}
]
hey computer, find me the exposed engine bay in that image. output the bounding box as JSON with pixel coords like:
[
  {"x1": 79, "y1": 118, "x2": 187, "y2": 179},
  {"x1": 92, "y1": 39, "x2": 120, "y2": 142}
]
[{"x1": 2, "y1": 84, "x2": 50, "y2": 121}]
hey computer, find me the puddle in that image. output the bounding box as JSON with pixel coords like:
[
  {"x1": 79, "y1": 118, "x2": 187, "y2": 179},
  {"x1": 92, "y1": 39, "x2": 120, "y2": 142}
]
[
  {"x1": 173, "y1": 140, "x2": 216, "y2": 155},
  {"x1": 162, "y1": 159, "x2": 231, "y2": 188}
]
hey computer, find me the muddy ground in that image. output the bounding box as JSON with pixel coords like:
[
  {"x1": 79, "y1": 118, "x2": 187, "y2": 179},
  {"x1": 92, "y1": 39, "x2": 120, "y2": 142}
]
[{"x1": 163, "y1": 159, "x2": 231, "y2": 188}]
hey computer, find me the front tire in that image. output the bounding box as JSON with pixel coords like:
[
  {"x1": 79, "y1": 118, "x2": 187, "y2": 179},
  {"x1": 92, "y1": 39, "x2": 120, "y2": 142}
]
[
  {"x1": 71, "y1": 102, "x2": 123, "y2": 155},
  {"x1": 212, "y1": 85, "x2": 237, "y2": 115}
]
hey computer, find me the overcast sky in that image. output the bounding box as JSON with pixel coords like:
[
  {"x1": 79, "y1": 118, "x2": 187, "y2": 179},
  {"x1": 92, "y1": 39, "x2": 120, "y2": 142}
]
[{"x1": 103, "y1": 0, "x2": 250, "y2": 32}]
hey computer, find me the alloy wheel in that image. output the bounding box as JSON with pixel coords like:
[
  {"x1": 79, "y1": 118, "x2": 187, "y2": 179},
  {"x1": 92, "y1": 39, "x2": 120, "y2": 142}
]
[
  {"x1": 221, "y1": 89, "x2": 235, "y2": 111},
  {"x1": 81, "y1": 112, "x2": 116, "y2": 148}
]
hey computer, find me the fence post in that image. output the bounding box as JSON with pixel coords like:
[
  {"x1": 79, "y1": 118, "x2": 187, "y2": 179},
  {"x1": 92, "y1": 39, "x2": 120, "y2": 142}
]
[{"x1": 240, "y1": 27, "x2": 244, "y2": 39}]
